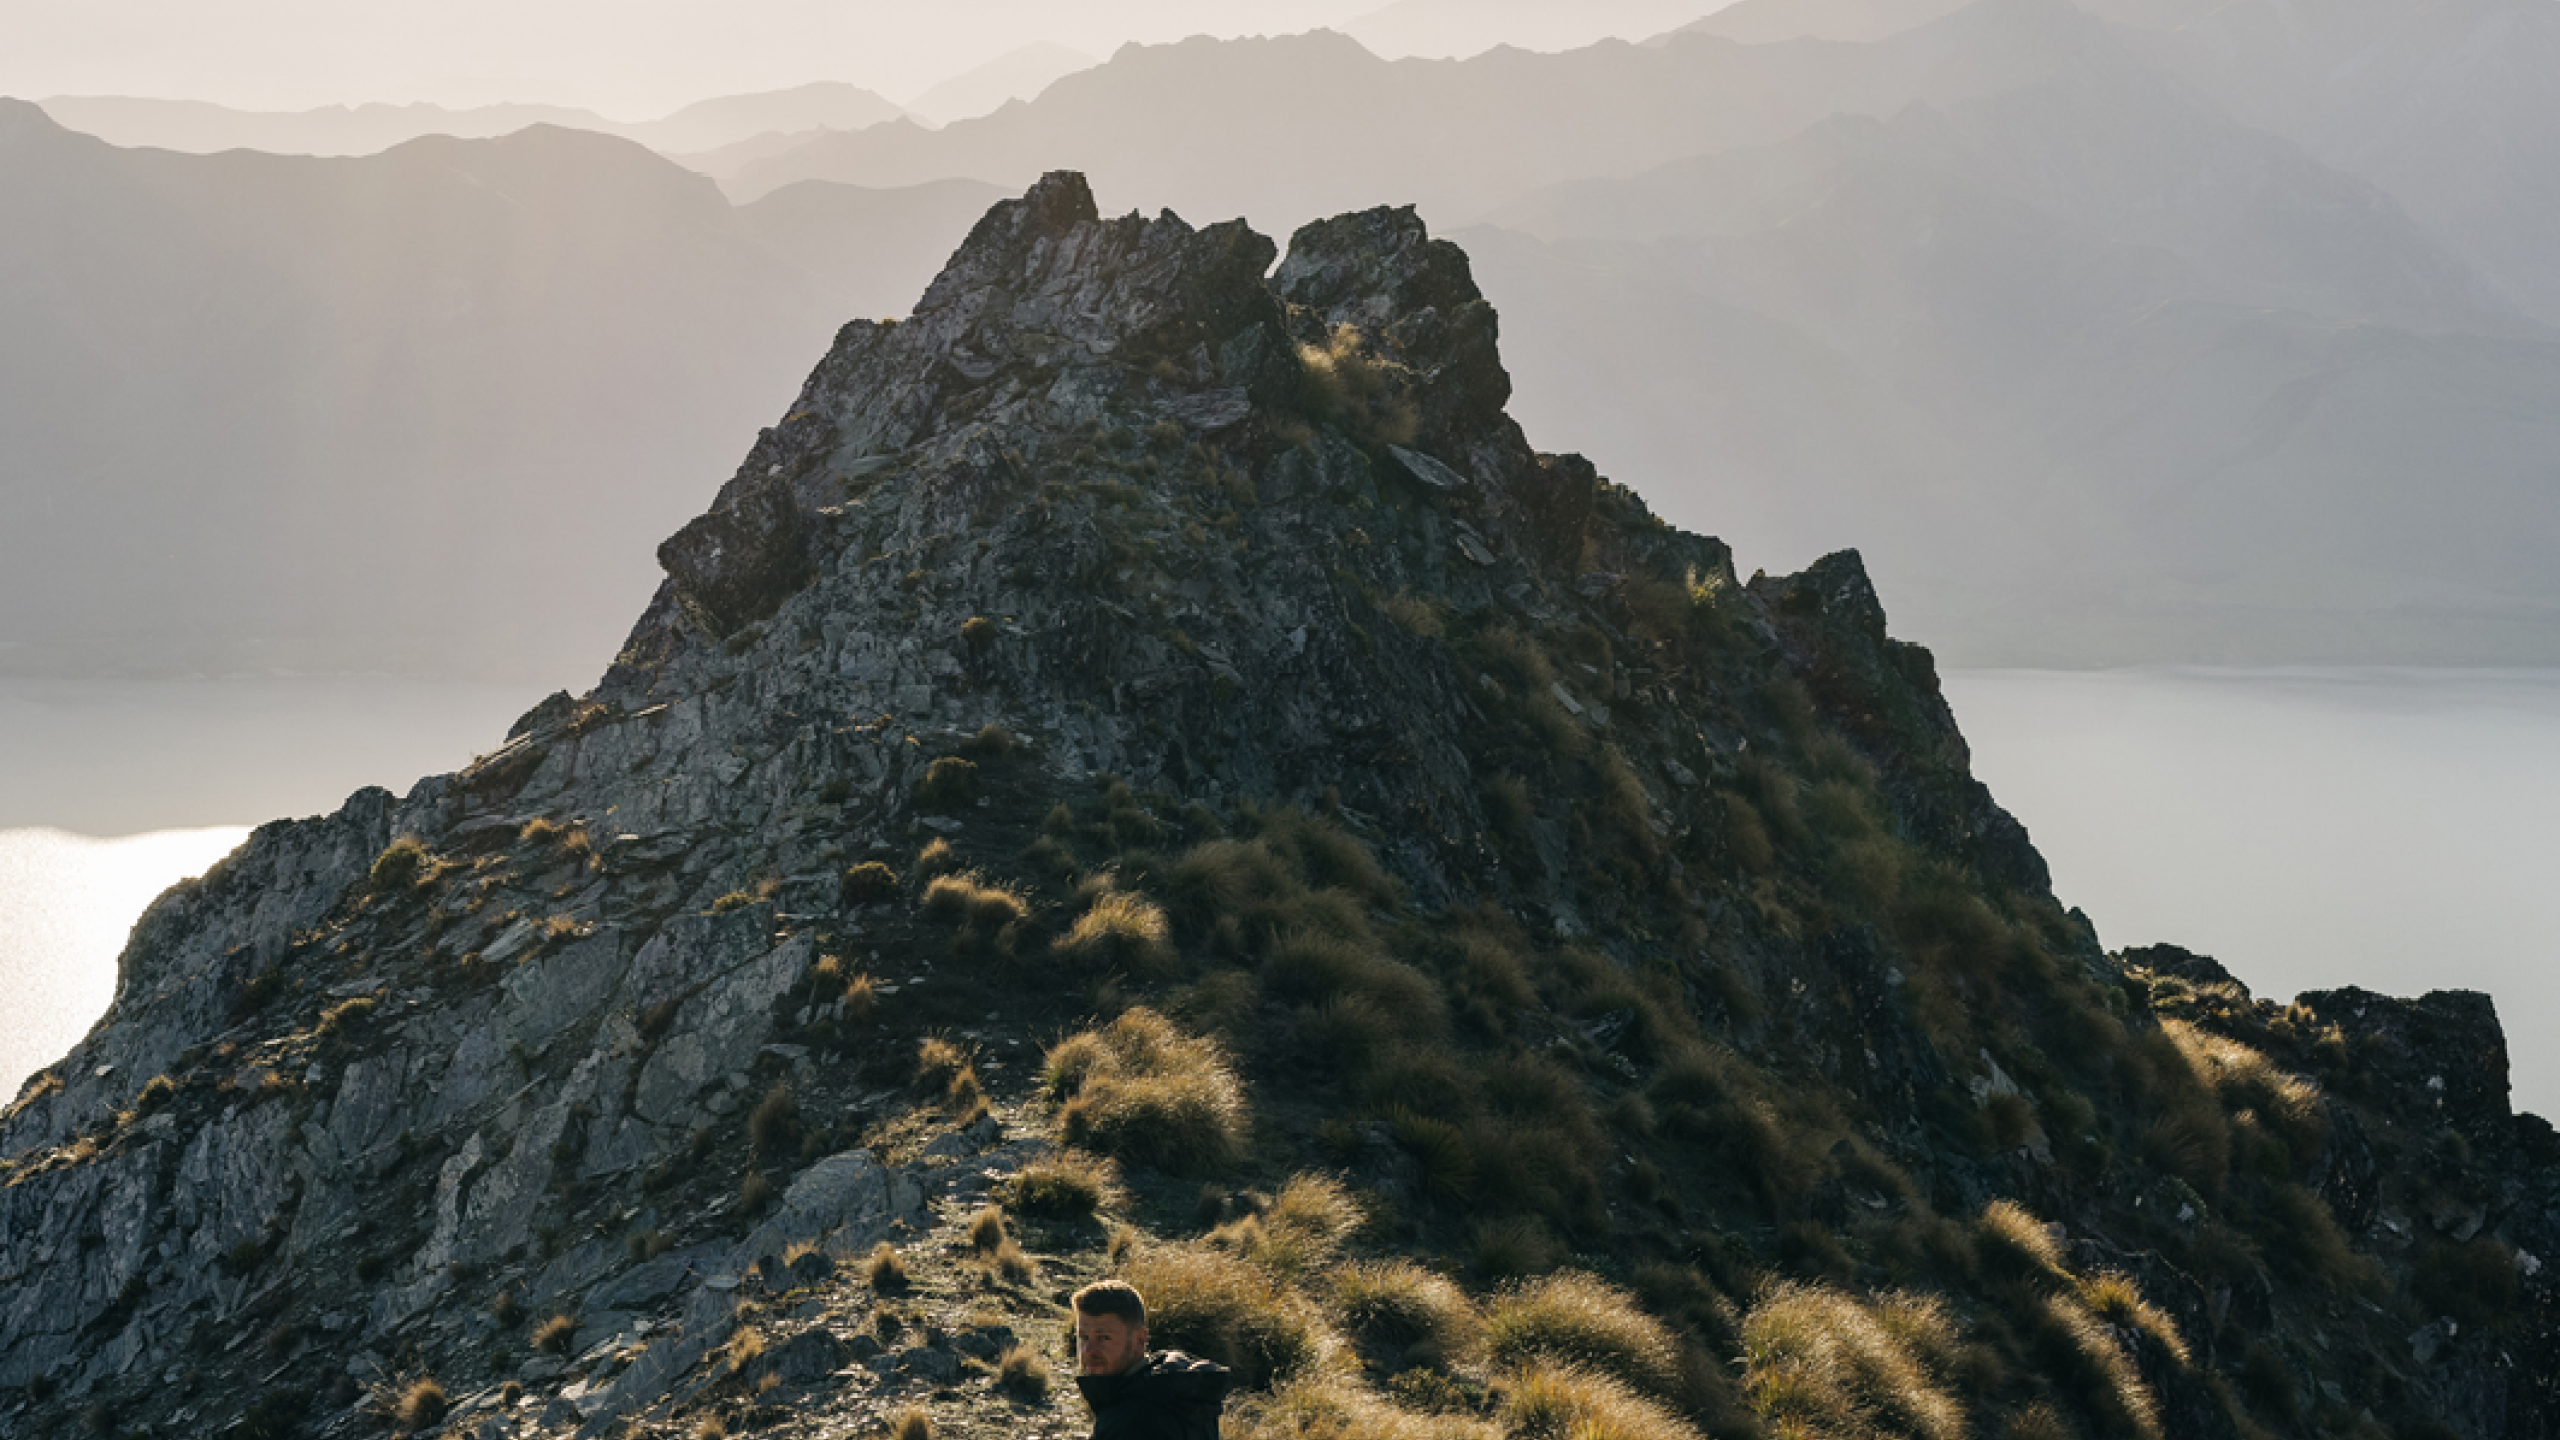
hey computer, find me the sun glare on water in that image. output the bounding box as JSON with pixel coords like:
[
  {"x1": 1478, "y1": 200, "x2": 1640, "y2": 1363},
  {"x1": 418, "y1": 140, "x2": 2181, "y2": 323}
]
[{"x1": 0, "y1": 826, "x2": 252, "y2": 1098}]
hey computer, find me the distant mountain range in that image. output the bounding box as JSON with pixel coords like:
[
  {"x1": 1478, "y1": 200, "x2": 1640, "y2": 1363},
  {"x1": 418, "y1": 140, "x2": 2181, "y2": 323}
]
[
  {"x1": 6, "y1": 0, "x2": 2558, "y2": 673},
  {"x1": 37, "y1": 82, "x2": 909, "y2": 160},
  {"x1": 0, "y1": 101, "x2": 997, "y2": 679}
]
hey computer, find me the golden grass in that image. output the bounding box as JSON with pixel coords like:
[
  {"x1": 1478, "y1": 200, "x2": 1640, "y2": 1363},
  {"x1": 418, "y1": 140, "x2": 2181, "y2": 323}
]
[
  {"x1": 1233, "y1": 1374, "x2": 1504, "y2": 1440},
  {"x1": 1051, "y1": 1008, "x2": 1249, "y2": 1176},
  {"x1": 1122, "y1": 1241, "x2": 1332, "y2": 1390},
  {"x1": 1481, "y1": 1272, "x2": 1684, "y2": 1404},
  {"x1": 1497, "y1": 1363, "x2": 1702, "y2": 1440},
  {"x1": 1001, "y1": 1149, "x2": 1121, "y2": 1218},
  {"x1": 1057, "y1": 889, "x2": 1178, "y2": 977},
  {"x1": 1212, "y1": 1174, "x2": 1365, "y2": 1276},
  {"x1": 1332, "y1": 1259, "x2": 1480, "y2": 1356},
  {"x1": 1739, "y1": 1282, "x2": 1965, "y2": 1440}
]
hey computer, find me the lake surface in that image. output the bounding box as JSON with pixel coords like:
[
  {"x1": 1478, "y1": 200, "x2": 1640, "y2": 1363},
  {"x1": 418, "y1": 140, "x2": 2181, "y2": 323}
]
[
  {"x1": 1942, "y1": 668, "x2": 2560, "y2": 1120},
  {"x1": 3, "y1": 669, "x2": 2555, "y2": 1117}
]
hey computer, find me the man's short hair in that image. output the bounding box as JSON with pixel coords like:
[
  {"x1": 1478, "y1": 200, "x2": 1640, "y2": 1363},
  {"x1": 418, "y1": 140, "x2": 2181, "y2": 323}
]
[{"x1": 1072, "y1": 1280, "x2": 1148, "y2": 1329}]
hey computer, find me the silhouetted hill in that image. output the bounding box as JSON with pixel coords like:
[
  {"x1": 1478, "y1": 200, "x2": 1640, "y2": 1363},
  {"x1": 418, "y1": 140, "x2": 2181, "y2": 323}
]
[
  {"x1": 36, "y1": 82, "x2": 908, "y2": 159},
  {"x1": 0, "y1": 103, "x2": 962, "y2": 679}
]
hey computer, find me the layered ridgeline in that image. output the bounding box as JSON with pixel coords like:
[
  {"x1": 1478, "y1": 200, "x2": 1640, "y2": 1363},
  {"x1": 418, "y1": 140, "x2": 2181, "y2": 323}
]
[{"x1": 3, "y1": 175, "x2": 2553, "y2": 1440}]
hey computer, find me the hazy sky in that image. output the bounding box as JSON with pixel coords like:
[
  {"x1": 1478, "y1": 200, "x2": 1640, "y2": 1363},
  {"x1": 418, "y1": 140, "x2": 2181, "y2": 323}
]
[{"x1": 0, "y1": 0, "x2": 1694, "y2": 116}]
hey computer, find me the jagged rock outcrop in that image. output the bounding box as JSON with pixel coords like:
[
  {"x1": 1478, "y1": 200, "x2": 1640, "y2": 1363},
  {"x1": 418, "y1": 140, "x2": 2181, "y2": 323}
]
[{"x1": 4, "y1": 172, "x2": 2555, "y2": 1440}]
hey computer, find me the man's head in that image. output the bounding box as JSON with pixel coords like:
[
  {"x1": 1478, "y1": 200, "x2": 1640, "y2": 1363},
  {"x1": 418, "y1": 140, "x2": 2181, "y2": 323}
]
[{"x1": 1071, "y1": 1280, "x2": 1149, "y2": 1376}]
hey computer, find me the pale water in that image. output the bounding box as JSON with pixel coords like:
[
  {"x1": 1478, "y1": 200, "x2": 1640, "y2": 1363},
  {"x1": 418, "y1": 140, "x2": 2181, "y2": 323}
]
[
  {"x1": 3, "y1": 671, "x2": 2556, "y2": 1117},
  {"x1": 1942, "y1": 668, "x2": 2560, "y2": 1120},
  {"x1": 0, "y1": 828, "x2": 251, "y2": 1097}
]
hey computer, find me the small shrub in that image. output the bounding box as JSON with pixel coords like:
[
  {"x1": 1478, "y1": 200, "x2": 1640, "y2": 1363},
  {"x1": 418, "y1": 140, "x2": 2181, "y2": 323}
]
[
  {"x1": 748, "y1": 1084, "x2": 799, "y2": 1156},
  {"x1": 842, "y1": 862, "x2": 901, "y2": 905},
  {"x1": 1972, "y1": 1200, "x2": 2069, "y2": 1292},
  {"x1": 1483, "y1": 1271, "x2": 1684, "y2": 1403},
  {"x1": 739, "y1": 1170, "x2": 775, "y2": 1216},
  {"x1": 391, "y1": 1377, "x2": 446, "y2": 1433},
  {"x1": 135, "y1": 1074, "x2": 176, "y2": 1114},
  {"x1": 1051, "y1": 1009, "x2": 1250, "y2": 1176},
  {"x1": 917, "y1": 756, "x2": 980, "y2": 809},
  {"x1": 1058, "y1": 890, "x2": 1178, "y2": 977},
  {"x1": 967, "y1": 1205, "x2": 1009, "y2": 1253},
  {"x1": 961, "y1": 616, "x2": 998, "y2": 652},
  {"x1": 1468, "y1": 1217, "x2": 1562, "y2": 1280},
  {"x1": 2024, "y1": 1292, "x2": 2160, "y2": 1440},
  {"x1": 726, "y1": 1325, "x2": 766, "y2": 1373},
  {"x1": 1213, "y1": 1174, "x2": 1364, "y2": 1276},
  {"x1": 889, "y1": 1406, "x2": 933, "y2": 1440},
  {"x1": 531, "y1": 1314, "x2": 577, "y2": 1355},
  {"x1": 1002, "y1": 1150, "x2": 1120, "y2": 1218},
  {"x1": 370, "y1": 838, "x2": 430, "y2": 892},
  {"x1": 1497, "y1": 1364, "x2": 1695, "y2": 1440},
  {"x1": 1740, "y1": 1282, "x2": 1964, "y2": 1440},
  {"x1": 991, "y1": 1237, "x2": 1038, "y2": 1284},
  {"x1": 869, "y1": 1242, "x2": 910, "y2": 1292},
  {"x1": 921, "y1": 872, "x2": 1027, "y2": 931},
  {"x1": 316, "y1": 995, "x2": 376, "y2": 1039},
  {"x1": 997, "y1": 1343, "x2": 1052, "y2": 1400},
  {"x1": 916, "y1": 836, "x2": 961, "y2": 878},
  {"x1": 1333, "y1": 1260, "x2": 1479, "y2": 1356},
  {"x1": 917, "y1": 1036, "x2": 973, "y2": 1091}
]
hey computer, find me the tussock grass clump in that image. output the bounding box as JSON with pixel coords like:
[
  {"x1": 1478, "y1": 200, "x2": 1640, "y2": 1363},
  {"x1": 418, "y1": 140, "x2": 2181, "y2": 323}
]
[
  {"x1": 1333, "y1": 1260, "x2": 1480, "y2": 1357},
  {"x1": 1971, "y1": 1200, "x2": 2070, "y2": 1292},
  {"x1": 1482, "y1": 1272, "x2": 1685, "y2": 1404},
  {"x1": 1263, "y1": 928, "x2": 1443, "y2": 1039},
  {"x1": 868, "y1": 1241, "x2": 910, "y2": 1293},
  {"x1": 842, "y1": 861, "x2": 901, "y2": 905},
  {"x1": 2024, "y1": 1294, "x2": 2161, "y2": 1440},
  {"x1": 917, "y1": 755, "x2": 980, "y2": 808},
  {"x1": 921, "y1": 871, "x2": 1028, "y2": 931},
  {"x1": 915, "y1": 836, "x2": 961, "y2": 878},
  {"x1": 1123, "y1": 1241, "x2": 1331, "y2": 1390},
  {"x1": 1299, "y1": 322, "x2": 1420, "y2": 447},
  {"x1": 996, "y1": 1343, "x2": 1051, "y2": 1400},
  {"x1": 390, "y1": 1377, "x2": 446, "y2": 1433},
  {"x1": 1739, "y1": 1283, "x2": 1965, "y2": 1440},
  {"x1": 965, "y1": 1205, "x2": 1008, "y2": 1253},
  {"x1": 370, "y1": 837, "x2": 431, "y2": 892},
  {"x1": 1058, "y1": 889, "x2": 1178, "y2": 977},
  {"x1": 1234, "y1": 1374, "x2": 1503, "y2": 1440},
  {"x1": 2076, "y1": 1273, "x2": 2190, "y2": 1366},
  {"x1": 1212, "y1": 1174, "x2": 1364, "y2": 1276},
  {"x1": 316, "y1": 996, "x2": 376, "y2": 1039},
  {"x1": 1002, "y1": 1149, "x2": 1120, "y2": 1218},
  {"x1": 1050, "y1": 1008, "x2": 1249, "y2": 1176},
  {"x1": 2159, "y1": 1018, "x2": 2327, "y2": 1161},
  {"x1": 1497, "y1": 1364, "x2": 1699, "y2": 1440},
  {"x1": 747, "y1": 1083, "x2": 798, "y2": 1156},
  {"x1": 531, "y1": 1314, "x2": 578, "y2": 1355},
  {"x1": 888, "y1": 1406, "x2": 933, "y2": 1440}
]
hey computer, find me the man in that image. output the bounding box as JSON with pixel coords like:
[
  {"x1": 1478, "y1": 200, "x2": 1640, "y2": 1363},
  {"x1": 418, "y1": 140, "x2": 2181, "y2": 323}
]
[{"x1": 1072, "y1": 1280, "x2": 1232, "y2": 1440}]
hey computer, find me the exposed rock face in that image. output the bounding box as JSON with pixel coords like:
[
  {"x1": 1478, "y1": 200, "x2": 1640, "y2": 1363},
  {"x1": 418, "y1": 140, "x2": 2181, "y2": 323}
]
[{"x1": 3, "y1": 171, "x2": 2555, "y2": 1440}]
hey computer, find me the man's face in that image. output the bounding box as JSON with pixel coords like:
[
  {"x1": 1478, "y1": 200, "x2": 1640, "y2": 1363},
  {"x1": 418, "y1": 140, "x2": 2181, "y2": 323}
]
[{"x1": 1076, "y1": 1312, "x2": 1146, "y2": 1376}]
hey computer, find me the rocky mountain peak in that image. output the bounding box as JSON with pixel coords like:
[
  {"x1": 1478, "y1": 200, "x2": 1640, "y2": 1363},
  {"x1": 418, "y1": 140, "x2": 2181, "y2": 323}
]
[{"x1": 4, "y1": 173, "x2": 2556, "y2": 1440}]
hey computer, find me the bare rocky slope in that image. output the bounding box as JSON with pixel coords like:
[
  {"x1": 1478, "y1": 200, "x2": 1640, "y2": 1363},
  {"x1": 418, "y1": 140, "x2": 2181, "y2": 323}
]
[{"x1": 3, "y1": 173, "x2": 2555, "y2": 1440}]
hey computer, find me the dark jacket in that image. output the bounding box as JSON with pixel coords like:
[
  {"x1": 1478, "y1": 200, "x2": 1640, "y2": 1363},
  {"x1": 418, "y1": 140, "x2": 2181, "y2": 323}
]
[{"x1": 1076, "y1": 1349, "x2": 1232, "y2": 1440}]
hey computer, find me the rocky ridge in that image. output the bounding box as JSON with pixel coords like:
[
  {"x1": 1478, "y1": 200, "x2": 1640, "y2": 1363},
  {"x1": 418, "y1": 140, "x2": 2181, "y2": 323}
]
[{"x1": 3, "y1": 173, "x2": 2557, "y2": 1440}]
